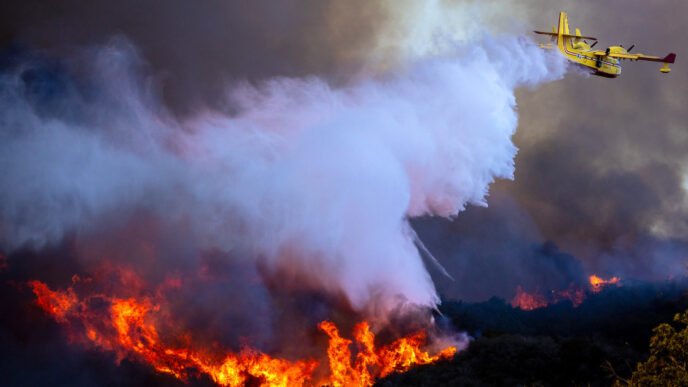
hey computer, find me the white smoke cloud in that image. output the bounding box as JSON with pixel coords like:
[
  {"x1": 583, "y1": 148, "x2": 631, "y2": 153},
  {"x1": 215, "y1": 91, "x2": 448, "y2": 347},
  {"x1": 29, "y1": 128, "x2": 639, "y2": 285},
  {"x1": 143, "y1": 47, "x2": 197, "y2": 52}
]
[
  {"x1": 370, "y1": 0, "x2": 530, "y2": 71},
  {"x1": 0, "y1": 36, "x2": 565, "y2": 318}
]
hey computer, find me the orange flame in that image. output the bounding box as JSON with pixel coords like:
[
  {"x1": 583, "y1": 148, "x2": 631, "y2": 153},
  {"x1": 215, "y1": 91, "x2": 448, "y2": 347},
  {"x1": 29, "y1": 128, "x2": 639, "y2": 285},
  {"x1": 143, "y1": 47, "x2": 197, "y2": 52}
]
[
  {"x1": 511, "y1": 284, "x2": 586, "y2": 311},
  {"x1": 318, "y1": 321, "x2": 456, "y2": 386},
  {"x1": 511, "y1": 275, "x2": 623, "y2": 311},
  {"x1": 589, "y1": 275, "x2": 620, "y2": 293},
  {"x1": 29, "y1": 274, "x2": 456, "y2": 387},
  {"x1": 28, "y1": 280, "x2": 77, "y2": 322},
  {"x1": 510, "y1": 286, "x2": 548, "y2": 310},
  {"x1": 551, "y1": 286, "x2": 586, "y2": 307}
]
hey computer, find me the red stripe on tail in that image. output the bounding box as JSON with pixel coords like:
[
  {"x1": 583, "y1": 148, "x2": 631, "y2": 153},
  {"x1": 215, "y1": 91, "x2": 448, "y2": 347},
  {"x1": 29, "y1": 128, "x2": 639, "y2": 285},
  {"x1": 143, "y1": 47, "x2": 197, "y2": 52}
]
[{"x1": 664, "y1": 53, "x2": 676, "y2": 63}]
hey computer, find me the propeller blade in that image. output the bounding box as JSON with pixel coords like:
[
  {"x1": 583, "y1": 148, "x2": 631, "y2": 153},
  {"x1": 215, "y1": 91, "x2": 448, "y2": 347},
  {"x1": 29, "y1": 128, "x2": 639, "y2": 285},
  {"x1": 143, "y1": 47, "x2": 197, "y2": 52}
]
[{"x1": 628, "y1": 44, "x2": 635, "y2": 52}]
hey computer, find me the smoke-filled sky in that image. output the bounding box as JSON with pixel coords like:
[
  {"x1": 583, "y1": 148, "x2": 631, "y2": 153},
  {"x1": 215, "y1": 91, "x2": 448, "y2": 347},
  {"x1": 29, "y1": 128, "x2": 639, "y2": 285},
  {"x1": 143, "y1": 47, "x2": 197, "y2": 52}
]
[
  {"x1": 420, "y1": 0, "x2": 688, "y2": 300},
  {"x1": 1, "y1": 0, "x2": 686, "y2": 308},
  {"x1": 497, "y1": 0, "x2": 688, "y2": 289}
]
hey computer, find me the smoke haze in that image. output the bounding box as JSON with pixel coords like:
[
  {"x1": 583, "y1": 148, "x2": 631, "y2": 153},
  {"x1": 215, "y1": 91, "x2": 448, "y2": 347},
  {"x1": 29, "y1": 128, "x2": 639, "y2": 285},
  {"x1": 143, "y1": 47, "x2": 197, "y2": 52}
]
[{"x1": 0, "y1": 26, "x2": 564, "y2": 322}]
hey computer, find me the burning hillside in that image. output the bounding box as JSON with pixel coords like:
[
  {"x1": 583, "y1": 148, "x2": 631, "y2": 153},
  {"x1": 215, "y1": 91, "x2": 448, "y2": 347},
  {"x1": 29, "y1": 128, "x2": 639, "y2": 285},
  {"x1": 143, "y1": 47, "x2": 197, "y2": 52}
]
[
  {"x1": 28, "y1": 266, "x2": 456, "y2": 387},
  {"x1": 0, "y1": 0, "x2": 688, "y2": 387},
  {"x1": 5, "y1": 1, "x2": 687, "y2": 386},
  {"x1": 510, "y1": 275, "x2": 621, "y2": 311},
  {"x1": 0, "y1": 6, "x2": 569, "y2": 384}
]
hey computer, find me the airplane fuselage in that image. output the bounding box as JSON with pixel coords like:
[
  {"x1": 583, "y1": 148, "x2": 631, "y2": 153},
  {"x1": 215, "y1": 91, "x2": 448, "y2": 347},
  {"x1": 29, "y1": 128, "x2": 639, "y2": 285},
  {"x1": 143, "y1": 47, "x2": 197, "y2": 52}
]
[
  {"x1": 537, "y1": 12, "x2": 675, "y2": 78},
  {"x1": 555, "y1": 13, "x2": 622, "y2": 78},
  {"x1": 561, "y1": 45, "x2": 623, "y2": 78}
]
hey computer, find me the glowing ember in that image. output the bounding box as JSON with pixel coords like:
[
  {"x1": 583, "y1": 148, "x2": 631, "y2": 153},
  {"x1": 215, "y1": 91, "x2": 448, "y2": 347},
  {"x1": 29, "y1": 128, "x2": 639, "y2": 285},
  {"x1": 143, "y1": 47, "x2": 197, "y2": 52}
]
[
  {"x1": 551, "y1": 286, "x2": 586, "y2": 307},
  {"x1": 29, "y1": 273, "x2": 456, "y2": 387},
  {"x1": 589, "y1": 275, "x2": 621, "y2": 293}
]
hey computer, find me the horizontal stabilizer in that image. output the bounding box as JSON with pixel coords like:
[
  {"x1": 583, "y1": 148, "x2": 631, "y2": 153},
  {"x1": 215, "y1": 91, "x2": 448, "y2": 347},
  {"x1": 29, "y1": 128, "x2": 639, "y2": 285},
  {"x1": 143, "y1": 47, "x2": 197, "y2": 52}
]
[{"x1": 533, "y1": 31, "x2": 598, "y2": 40}]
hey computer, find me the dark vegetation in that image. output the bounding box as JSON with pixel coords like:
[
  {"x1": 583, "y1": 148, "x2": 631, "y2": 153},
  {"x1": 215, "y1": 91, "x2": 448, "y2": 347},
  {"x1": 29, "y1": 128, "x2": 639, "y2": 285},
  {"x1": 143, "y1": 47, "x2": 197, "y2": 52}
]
[{"x1": 378, "y1": 280, "x2": 688, "y2": 386}]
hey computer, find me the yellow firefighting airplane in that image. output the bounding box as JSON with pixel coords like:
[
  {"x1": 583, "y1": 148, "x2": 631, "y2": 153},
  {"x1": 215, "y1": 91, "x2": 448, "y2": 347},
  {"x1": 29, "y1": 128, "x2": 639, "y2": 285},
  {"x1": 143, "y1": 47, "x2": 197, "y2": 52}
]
[{"x1": 535, "y1": 12, "x2": 676, "y2": 78}]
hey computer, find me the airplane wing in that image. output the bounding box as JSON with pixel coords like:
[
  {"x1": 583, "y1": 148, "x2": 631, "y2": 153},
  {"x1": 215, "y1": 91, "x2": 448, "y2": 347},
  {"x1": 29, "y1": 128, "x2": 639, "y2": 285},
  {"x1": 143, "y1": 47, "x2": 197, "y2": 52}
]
[
  {"x1": 592, "y1": 51, "x2": 676, "y2": 63},
  {"x1": 534, "y1": 31, "x2": 598, "y2": 40}
]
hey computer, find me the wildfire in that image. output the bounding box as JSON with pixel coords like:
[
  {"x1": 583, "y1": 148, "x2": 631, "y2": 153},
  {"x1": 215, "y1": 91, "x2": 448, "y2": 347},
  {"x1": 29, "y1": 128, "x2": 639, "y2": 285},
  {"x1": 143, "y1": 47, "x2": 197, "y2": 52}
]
[
  {"x1": 511, "y1": 275, "x2": 623, "y2": 311},
  {"x1": 28, "y1": 280, "x2": 77, "y2": 322},
  {"x1": 319, "y1": 321, "x2": 456, "y2": 387},
  {"x1": 511, "y1": 285, "x2": 585, "y2": 311},
  {"x1": 589, "y1": 275, "x2": 621, "y2": 293},
  {"x1": 28, "y1": 271, "x2": 456, "y2": 387},
  {"x1": 511, "y1": 286, "x2": 548, "y2": 311}
]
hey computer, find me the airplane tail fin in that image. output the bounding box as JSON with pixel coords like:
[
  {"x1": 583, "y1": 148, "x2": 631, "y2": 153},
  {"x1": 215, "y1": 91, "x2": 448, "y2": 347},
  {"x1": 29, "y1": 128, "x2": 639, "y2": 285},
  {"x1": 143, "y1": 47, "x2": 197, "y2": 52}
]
[
  {"x1": 660, "y1": 53, "x2": 676, "y2": 73},
  {"x1": 558, "y1": 11, "x2": 570, "y2": 36},
  {"x1": 534, "y1": 12, "x2": 596, "y2": 46},
  {"x1": 558, "y1": 12, "x2": 574, "y2": 50},
  {"x1": 663, "y1": 53, "x2": 677, "y2": 64}
]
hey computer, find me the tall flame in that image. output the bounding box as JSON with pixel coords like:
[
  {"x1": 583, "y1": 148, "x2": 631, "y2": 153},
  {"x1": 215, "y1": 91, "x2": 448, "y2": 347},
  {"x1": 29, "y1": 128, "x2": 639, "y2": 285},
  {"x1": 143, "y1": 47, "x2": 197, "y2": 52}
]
[
  {"x1": 318, "y1": 321, "x2": 456, "y2": 386},
  {"x1": 28, "y1": 271, "x2": 456, "y2": 387}
]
